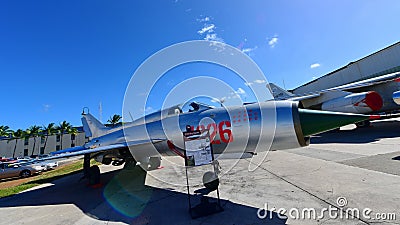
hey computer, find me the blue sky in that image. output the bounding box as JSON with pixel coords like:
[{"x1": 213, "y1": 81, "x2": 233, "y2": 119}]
[{"x1": 1, "y1": 0, "x2": 399, "y2": 130}]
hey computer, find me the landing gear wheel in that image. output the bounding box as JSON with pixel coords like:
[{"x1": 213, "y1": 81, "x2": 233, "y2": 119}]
[
  {"x1": 149, "y1": 157, "x2": 161, "y2": 169},
  {"x1": 203, "y1": 171, "x2": 219, "y2": 191},
  {"x1": 88, "y1": 165, "x2": 100, "y2": 185},
  {"x1": 20, "y1": 170, "x2": 31, "y2": 178},
  {"x1": 102, "y1": 158, "x2": 112, "y2": 165},
  {"x1": 112, "y1": 159, "x2": 125, "y2": 166},
  {"x1": 138, "y1": 157, "x2": 161, "y2": 171},
  {"x1": 123, "y1": 158, "x2": 137, "y2": 170},
  {"x1": 356, "y1": 120, "x2": 371, "y2": 128}
]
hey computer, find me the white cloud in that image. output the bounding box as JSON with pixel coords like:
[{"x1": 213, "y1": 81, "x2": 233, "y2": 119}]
[
  {"x1": 268, "y1": 36, "x2": 278, "y2": 48},
  {"x1": 197, "y1": 16, "x2": 224, "y2": 43},
  {"x1": 146, "y1": 106, "x2": 153, "y2": 113},
  {"x1": 254, "y1": 79, "x2": 266, "y2": 84},
  {"x1": 310, "y1": 63, "x2": 321, "y2": 69},
  {"x1": 236, "y1": 88, "x2": 245, "y2": 95},
  {"x1": 227, "y1": 88, "x2": 247, "y2": 100},
  {"x1": 204, "y1": 33, "x2": 224, "y2": 42},
  {"x1": 211, "y1": 98, "x2": 219, "y2": 103},
  {"x1": 140, "y1": 106, "x2": 154, "y2": 114},
  {"x1": 242, "y1": 46, "x2": 258, "y2": 55},
  {"x1": 211, "y1": 97, "x2": 226, "y2": 104},
  {"x1": 245, "y1": 79, "x2": 266, "y2": 86},
  {"x1": 42, "y1": 104, "x2": 51, "y2": 112},
  {"x1": 198, "y1": 24, "x2": 215, "y2": 34},
  {"x1": 197, "y1": 16, "x2": 211, "y2": 22}
]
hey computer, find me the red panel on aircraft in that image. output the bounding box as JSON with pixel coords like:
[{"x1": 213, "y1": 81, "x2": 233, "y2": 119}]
[{"x1": 364, "y1": 91, "x2": 383, "y2": 111}]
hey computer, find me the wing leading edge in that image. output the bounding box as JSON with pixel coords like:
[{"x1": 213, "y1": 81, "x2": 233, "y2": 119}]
[
  {"x1": 270, "y1": 72, "x2": 400, "y2": 101},
  {"x1": 41, "y1": 139, "x2": 166, "y2": 161}
]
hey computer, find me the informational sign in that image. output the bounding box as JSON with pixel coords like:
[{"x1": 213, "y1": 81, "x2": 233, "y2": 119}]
[
  {"x1": 182, "y1": 128, "x2": 223, "y2": 219},
  {"x1": 183, "y1": 130, "x2": 213, "y2": 166}
]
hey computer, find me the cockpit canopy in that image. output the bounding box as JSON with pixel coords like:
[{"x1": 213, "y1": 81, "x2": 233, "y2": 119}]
[
  {"x1": 186, "y1": 101, "x2": 214, "y2": 112},
  {"x1": 129, "y1": 101, "x2": 213, "y2": 125}
]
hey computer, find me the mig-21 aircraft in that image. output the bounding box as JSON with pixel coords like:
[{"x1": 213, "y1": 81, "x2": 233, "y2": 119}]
[{"x1": 42, "y1": 100, "x2": 375, "y2": 185}]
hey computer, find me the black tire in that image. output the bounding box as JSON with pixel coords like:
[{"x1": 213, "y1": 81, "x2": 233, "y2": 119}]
[
  {"x1": 203, "y1": 171, "x2": 219, "y2": 191},
  {"x1": 112, "y1": 159, "x2": 124, "y2": 166},
  {"x1": 88, "y1": 165, "x2": 100, "y2": 185},
  {"x1": 102, "y1": 158, "x2": 112, "y2": 165},
  {"x1": 20, "y1": 170, "x2": 31, "y2": 178},
  {"x1": 123, "y1": 158, "x2": 137, "y2": 170},
  {"x1": 149, "y1": 157, "x2": 161, "y2": 169},
  {"x1": 356, "y1": 120, "x2": 371, "y2": 128}
]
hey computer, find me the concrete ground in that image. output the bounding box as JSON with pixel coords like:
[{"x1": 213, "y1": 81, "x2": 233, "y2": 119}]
[{"x1": 0, "y1": 119, "x2": 399, "y2": 224}]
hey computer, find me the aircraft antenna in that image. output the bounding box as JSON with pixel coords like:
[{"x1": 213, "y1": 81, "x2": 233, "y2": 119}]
[
  {"x1": 128, "y1": 111, "x2": 134, "y2": 122},
  {"x1": 99, "y1": 101, "x2": 103, "y2": 123},
  {"x1": 219, "y1": 98, "x2": 225, "y2": 107}
]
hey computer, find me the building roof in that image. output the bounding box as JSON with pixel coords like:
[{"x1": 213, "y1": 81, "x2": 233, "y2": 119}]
[{"x1": 291, "y1": 41, "x2": 400, "y2": 92}]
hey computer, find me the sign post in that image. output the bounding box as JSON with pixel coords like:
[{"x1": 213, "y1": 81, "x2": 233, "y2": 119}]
[{"x1": 183, "y1": 127, "x2": 223, "y2": 219}]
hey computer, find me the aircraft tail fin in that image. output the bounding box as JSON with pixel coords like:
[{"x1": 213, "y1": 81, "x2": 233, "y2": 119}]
[
  {"x1": 81, "y1": 113, "x2": 111, "y2": 138},
  {"x1": 268, "y1": 83, "x2": 295, "y2": 100}
]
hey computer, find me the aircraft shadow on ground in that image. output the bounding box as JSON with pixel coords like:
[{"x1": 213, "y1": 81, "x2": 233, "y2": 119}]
[
  {"x1": 392, "y1": 156, "x2": 400, "y2": 161},
  {"x1": 0, "y1": 165, "x2": 286, "y2": 224},
  {"x1": 310, "y1": 121, "x2": 400, "y2": 144}
]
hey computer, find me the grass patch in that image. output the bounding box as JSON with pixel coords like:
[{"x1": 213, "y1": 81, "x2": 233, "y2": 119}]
[
  {"x1": 0, "y1": 183, "x2": 37, "y2": 198},
  {"x1": 0, "y1": 159, "x2": 99, "y2": 198}
]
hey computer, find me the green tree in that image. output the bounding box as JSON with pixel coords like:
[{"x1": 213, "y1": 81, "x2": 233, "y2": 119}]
[
  {"x1": 42, "y1": 123, "x2": 57, "y2": 154},
  {"x1": 67, "y1": 126, "x2": 78, "y2": 147},
  {"x1": 0, "y1": 125, "x2": 11, "y2": 138},
  {"x1": 28, "y1": 125, "x2": 42, "y2": 156},
  {"x1": 107, "y1": 114, "x2": 122, "y2": 127},
  {"x1": 57, "y1": 121, "x2": 72, "y2": 149},
  {"x1": 11, "y1": 129, "x2": 24, "y2": 158}
]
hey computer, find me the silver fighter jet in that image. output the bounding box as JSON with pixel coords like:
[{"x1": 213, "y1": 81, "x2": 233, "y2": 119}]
[{"x1": 44, "y1": 100, "x2": 374, "y2": 184}]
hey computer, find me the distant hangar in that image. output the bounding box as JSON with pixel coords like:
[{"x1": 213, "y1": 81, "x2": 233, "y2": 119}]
[{"x1": 291, "y1": 42, "x2": 400, "y2": 95}]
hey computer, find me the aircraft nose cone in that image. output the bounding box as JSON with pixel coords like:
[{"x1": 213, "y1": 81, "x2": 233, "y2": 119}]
[{"x1": 298, "y1": 109, "x2": 372, "y2": 136}]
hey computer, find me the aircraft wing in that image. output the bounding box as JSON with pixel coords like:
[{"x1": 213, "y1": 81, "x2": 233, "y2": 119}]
[
  {"x1": 273, "y1": 72, "x2": 400, "y2": 103},
  {"x1": 288, "y1": 93, "x2": 321, "y2": 101},
  {"x1": 326, "y1": 71, "x2": 400, "y2": 92},
  {"x1": 268, "y1": 82, "x2": 322, "y2": 101},
  {"x1": 43, "y1": 144, "x2": 127, "y2": 160},
  {"x1": 39, "y1": 139, "x2": 166, "y2": 161}
]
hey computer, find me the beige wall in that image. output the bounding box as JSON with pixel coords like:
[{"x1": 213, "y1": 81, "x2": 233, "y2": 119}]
[{"x1": 0, "y1": 132, "x2": 88, "y2": 158}]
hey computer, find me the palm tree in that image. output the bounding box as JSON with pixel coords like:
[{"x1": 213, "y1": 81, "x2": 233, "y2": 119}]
[
  {"x1": 67, "y1": 127, "x2": 78, "y2": 147},
  {"x1": 7, "y1": 129, "x2": 14, "y2": 154},
  {"x1": 0, "y1": 125, "x2": 11, "y2": 138},
  {"x1": 57, "y1": 121, "x2": 72, "y2": 149},
  {"x1": 28, "y1": 125, "x2": 42, "y2": 156},
  {"x1": 107, "y1": 114, "x2": 122, "y2": 127},
  {"x1": 11, "y1": 129, "x2": 24, "y2": 158},
  {"x1": 42, "y1": 123, "x2": 56, "y2": 154},
  {"x1": 5, "y1": 128, "x2": 14, "y2": 143}
]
